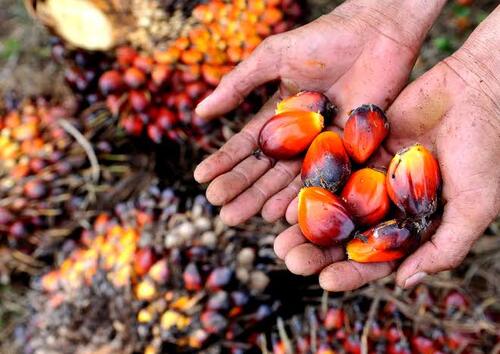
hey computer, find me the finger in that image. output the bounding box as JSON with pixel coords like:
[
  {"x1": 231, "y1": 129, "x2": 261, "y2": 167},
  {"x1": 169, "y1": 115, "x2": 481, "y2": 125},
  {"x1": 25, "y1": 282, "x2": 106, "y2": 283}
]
[
  {"x1": 196, "y1": 36, "x2": 282, "y2": 119},
  {"x1": 194, "y1": 95, "x2": 279, "y2": 183},
  {"x1": 284, "y1": 243, "x2": 344, "y2": 276},
  {"x1": 262, "y1": 175, "x2": 302, "y2": 222},
  {"x1": 396, "y1": 198, "x2": 492, "y2": 289},
  {"x1": 206, "y1": 154, "x2": 273, "y2": 206},
  {"x1": 319, "y1": 261, "x2": 395, "y2": 292},
  {"x1": 274, "y1": 224, "x2": 307, "y2": 260},
  {"x1": 219, "y1": 159, "x2": 301, "y2": 225},
  {"x1": 285, "y1": 195, "x2": 299, "y2": 224}
]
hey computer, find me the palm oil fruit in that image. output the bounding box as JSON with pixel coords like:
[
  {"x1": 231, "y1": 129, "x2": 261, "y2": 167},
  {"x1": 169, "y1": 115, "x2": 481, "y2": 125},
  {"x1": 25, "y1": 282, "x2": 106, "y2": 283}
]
[
  {"x1": 276, "y1": 91, "x2": 335, "y2": 121},
  {"x1": 341, "y1": 168, "x2": 390, "y2": 226},
  {"x1": 346, "y1": 220, "x2": 418, "y2": 263},
  {"x1": 298, "y1": 187, "x2": 355, "y2": 247},
  {"x1": 301, "y1": 131, "x2": 351, "y2": 192},
  {"x1": 386, "y1": 144, "x2": 441, "y2": 216},
  {"x1": 343, "y1": 104, "x2": 389, "y2": 164},
  {"x1": 258, "y1": 111, "x2": 324, "y2": 159}
]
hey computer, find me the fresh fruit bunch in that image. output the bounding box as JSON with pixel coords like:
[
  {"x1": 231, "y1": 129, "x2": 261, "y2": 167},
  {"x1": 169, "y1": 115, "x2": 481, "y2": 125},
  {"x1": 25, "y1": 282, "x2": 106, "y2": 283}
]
[
  {"x1": 0, "y1": 96, "x2": 141, "y2": 267},
  {"x1": 50, "y1": 37, "x2": 114, "y2": 108},
  {"x1": 52, "y1": 0, "x2": 302, "y2": 147},
  {"x1": 261, "y1": 282, "x2": 499, "y2": 354},
  {"x1": 258, "y1": 91, "x2": 442, "y2": 262},
  {"x1": 24, "y1": 182, "x2": 287, "y2": 353},
  {"x1": 97, "y1": 0, "x2": 302, "y2": 146}
]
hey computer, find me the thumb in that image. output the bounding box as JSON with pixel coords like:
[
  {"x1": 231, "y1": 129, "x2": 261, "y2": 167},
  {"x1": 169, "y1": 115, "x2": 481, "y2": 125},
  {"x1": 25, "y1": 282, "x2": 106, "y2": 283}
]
[
  {"x1": 396, "y1": 195, "x2": 494, "y2": 289},
  {"x1": 196, "y1": 35, "x2": 282, "y2": 120}
]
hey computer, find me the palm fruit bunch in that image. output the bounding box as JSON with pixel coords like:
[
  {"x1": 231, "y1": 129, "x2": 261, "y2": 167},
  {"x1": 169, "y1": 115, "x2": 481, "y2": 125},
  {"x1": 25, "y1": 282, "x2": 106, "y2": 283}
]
[
  {"x1": 261, "y1": 283, "x2": 500, "y2": 354},
  {"x1": 0, "y1": 95, "x2": 143, "y2": 274},
  {"x1": 49, "y1": 0, "x2": 303, "y2": 148},
  {"x1": 22, "y1": 181, "x2": 292, "y2": 354},
  {"x1": 258, "y1": 91, "x2": 442, "y2": 262}
]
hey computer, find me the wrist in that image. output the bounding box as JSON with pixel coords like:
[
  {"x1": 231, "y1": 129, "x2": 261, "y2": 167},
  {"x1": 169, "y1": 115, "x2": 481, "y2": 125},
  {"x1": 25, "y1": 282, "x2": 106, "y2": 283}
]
[
  {"x1": 330, "y1": 0, "x2": 447, "y2": 50},
  {"x1": 447, "y1": 7, "x2": 500, "y2": 108}
]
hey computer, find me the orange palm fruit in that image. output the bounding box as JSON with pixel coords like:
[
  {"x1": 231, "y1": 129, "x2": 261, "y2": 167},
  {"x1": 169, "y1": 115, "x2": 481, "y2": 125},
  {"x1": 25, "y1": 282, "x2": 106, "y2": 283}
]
[
  {"x1": 259, "y1": 111, "x2": 324, "y2": 159},
  {"x1": 301, "y1": 131, "x2": 351, "y2": 192},
  {"x1": 153, "y1": 47, "x2": 181, "y2": 64},
  {"x1": 276, "y1": 91, "x2": 335, "y2": 121},
  {"x1": 181, "y1": 48, "x2": 204, "y2": 65},
  {"x1": 298, "y1": 187, "x2": 355, "y2": 246},
  {"x1": 343, "y1": 104, "x2": 389, "y2": 164},
  {"x1": 151, "y1": 64, "x2": 172, "y2": 87},
  {"x1": 340, "y1": 168, "x2": 390, "y2": 226},
  {"x1": 386, "y1": 144, "x2": 441, "y2": 216},
  {"x1": 346, "y1": 219, "x2": 419, "y2": 263}
]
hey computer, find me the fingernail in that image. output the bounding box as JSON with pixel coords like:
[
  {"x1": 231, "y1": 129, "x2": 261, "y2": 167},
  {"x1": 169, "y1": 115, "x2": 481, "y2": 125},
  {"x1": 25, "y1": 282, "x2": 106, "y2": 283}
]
[
  {"x1": 403, "y1": 272, "x2": 428, "y2": 289},
  {"x1": 195, "y1": 95, "x2": 213, "y2": 116}
]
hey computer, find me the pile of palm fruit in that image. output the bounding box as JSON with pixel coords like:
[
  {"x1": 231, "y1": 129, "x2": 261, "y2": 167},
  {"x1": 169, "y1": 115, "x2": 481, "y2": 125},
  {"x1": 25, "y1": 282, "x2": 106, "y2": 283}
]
[
  {"x1": 1, "y1": 0, "x2": 499, "y2": 353},
  {"x1": 20, "y1": 182, "x2": 300, "y2": 354},
  {"x1": 261, "y1": 269, "x2": 500, "y2": 353},
  {"x1": 0, "y1": 95, "x2": 147, "y2": 278}
]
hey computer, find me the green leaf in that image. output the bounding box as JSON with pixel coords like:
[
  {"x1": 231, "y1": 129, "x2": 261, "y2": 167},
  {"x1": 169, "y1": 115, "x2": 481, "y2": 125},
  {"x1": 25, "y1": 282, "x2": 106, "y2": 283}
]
[
  {"x1": 0, "y1": 38, "x2": 21, "y2": 60},
  {"x1": 452, "y1": 4, "x2": 471, "y2": 18},
  {"x1": 433, "y1": 36, "x2": 453, "y2": 52}
]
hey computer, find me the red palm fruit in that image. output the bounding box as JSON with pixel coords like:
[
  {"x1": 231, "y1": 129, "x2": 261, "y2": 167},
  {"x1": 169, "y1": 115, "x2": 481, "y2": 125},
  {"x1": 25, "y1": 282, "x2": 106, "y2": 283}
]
[
  {"x1": 443, "y1": 290, "x2": 468, "y2": 314},
  {"x1": 0, "y1": 208, "x2": 14, "y2": 225},
  {"x1": 183, "y1": 262, "x2": 202, "y2": 291},
  {"x1": 388, "y1": 341, "x2": 412, "y2": 354},
  {"x1": 151, "y1": 64, "x2": 172, "y2": 87},
  {"x1": 386, "y1": 326, "x2": 403, "y2": 343},
  {"x1": 411, "y1": 336, "x2": 436, "y2": 354},
  {"x1": 323, "y1": 307, "x2": 345, "y2": 330},
  {"x1": 259, "y1": 111, "x2": 324, "y2": 159},
  {"x1": 343, "y1": 104, "x2": 389, "y2": 164},
  {"x1": 340, "y1": 168, "x2": 390, "y2": 226},
  {"x1": 129, "y1": 90, "x2": 150, "y2": 112},
  {"x1": 386, "y1": 144, "x2": 441, "y2": 216},
  {"x1": 276, "y1": 91, "x2": 335, "y2": 121},
  {"x1": 175, "y1": 92, "x2": 193, "y2": 112},
  {"x1": 147, "y1": 124, "x2": 163, "y2": 143},
  {"x1": 133, "y1": 55, "x2": 154, "y2": 73},
  {"x1": 134, "y1": 248, "x2": 156, "y2": 276},
  {"x1": 155, "y1": 108, "x2": 177, "y2": 130},
  {"x1": 124, "y1": 67, "x2": 147, "y2": 89},
  {"x1": 346, "y1": 220, "x2": 419, "y2": 263},
  {"x1": 201, "y1": 310, "x2": 228, "y2": 334},
  {"x1": 116, "y1": 46, "x2": 138, "y2": 67},
  {"x1": 181, "y1": 64, "x2": 201, "y2": 83},
  {"x1": 10, "y1": 221, "x2": 28, "y2": 239},
  {"x1": 106, "y1": 94, "x2": 122, "y2": 116},
  {"x1": 206, "y1": 267, "x2": 233, "y2": 291},
  {"x1": 121, "y1": 114, "x2": 143, "y2": 136},
  {"x1": 24, "y1": 180, "x2": 48, "y2": 199},
  {"x1": 98, "y1": 70, "x2": 124, "y2": 95},
  {"x1": 447, "y1": 331, "x2": 472, "y2": 350},
  {"x1": 185, "y1": 81, "x2": 208, "y2": 101},
  {"x1": 298, "y1": 187, "x2": 355, "y2": 246},
  {"x1": 345, "y1": 334, "x2": 361, "y2": 354},
  {"x1": 301, "y1": 131, "x2": 351, "y2": 192}
]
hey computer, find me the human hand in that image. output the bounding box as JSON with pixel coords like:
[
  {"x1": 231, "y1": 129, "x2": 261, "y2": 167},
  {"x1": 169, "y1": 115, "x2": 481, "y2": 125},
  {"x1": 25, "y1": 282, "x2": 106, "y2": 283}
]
[
  {"x1": 275, "y1": 7, "x2": 500, "y2": 291},
  {"x1": 193, "y1": 0, "x2": 446, "y2": 225}
]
